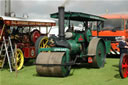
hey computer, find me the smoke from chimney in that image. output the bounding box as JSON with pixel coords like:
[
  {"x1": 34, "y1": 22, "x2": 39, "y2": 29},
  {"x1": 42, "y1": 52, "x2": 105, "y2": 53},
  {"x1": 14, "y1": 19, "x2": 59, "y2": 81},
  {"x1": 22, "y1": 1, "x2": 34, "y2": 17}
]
[{"x1": 61, "y1": 0, "x2": 71, "y2": 7}]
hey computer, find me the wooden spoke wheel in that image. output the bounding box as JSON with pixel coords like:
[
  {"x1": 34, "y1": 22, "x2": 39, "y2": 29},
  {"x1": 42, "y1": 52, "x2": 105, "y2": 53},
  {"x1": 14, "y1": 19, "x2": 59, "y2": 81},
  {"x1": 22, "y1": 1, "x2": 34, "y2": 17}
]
[{"x1": 119, "y1": 53, "x2": 128, "y2": 78}]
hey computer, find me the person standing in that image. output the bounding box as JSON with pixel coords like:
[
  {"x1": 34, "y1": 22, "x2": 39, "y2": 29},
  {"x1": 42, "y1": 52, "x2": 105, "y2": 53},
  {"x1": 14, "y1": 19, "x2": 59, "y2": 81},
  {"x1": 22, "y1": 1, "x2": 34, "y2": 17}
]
[{"x1": 119, "y1": 36, "x2": 128, "y2": 54}]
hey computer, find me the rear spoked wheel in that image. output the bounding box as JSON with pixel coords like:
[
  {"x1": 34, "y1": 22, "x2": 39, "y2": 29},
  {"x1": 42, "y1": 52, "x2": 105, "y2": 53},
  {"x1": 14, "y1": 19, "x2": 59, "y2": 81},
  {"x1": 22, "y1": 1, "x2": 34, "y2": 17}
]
[{"x1": 35, "y1": 36, "x2": 49, "y2": 56}]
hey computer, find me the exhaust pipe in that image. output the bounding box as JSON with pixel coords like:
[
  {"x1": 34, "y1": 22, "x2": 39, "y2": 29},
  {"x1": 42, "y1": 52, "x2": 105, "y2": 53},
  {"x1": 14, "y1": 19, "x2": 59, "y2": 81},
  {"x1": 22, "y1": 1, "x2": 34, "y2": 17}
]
[
  {"x1": 5, "y1": 0, "x2": 11, "y2": 16},
  {"x1": 58, "y1": 6, "x2": 65, "y2": 40},
  {"x1": 54, "y1": 6, "x2": 70, "y2": 48}
]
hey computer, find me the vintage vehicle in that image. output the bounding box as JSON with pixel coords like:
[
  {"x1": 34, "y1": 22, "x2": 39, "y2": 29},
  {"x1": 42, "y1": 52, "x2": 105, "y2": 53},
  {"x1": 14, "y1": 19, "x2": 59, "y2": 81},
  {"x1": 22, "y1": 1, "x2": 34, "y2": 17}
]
[
  {"x1": 35, "y1": 6, "x2": 111, "y2": 77},
  {"x1": 119, "y1": 53, "x2": 128, "y2": 78},
  {"x1": 0, "y1": 16, "x2": 56, "y2": 71},
  {"x1": 92, "y1": 14, "x2": 128, "y2": 55}
]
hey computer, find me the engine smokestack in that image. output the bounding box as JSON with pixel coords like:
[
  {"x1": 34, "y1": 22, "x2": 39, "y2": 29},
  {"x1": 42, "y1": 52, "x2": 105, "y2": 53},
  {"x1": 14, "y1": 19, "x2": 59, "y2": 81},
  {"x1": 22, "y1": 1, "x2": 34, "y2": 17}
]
[
  {"x1": 58, "y1": 6, "x2": 65, "y2": 40},
  {"x1": 5, "y1": 0, "x2": 11, "y2": 16}
]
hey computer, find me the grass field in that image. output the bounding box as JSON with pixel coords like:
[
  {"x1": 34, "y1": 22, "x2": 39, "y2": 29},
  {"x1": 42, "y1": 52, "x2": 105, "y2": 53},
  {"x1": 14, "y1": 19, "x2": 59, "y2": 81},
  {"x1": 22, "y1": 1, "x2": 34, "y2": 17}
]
[{"x1": 0, "y1": 58, "x2": 128, "y2": 85}]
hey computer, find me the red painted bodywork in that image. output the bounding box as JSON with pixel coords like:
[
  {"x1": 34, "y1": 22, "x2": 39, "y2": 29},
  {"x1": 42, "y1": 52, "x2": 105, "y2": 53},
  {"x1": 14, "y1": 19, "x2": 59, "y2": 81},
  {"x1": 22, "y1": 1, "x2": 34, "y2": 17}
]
[
  {"x1": 88, "y1": 57, "x2": 93, "y2": 63},
  {"x1": 17, "y1": 43, "x2": 35, "y2": 58},
  {"x1": 23, "y1": 47, "x2": 35, "y2": 58}
]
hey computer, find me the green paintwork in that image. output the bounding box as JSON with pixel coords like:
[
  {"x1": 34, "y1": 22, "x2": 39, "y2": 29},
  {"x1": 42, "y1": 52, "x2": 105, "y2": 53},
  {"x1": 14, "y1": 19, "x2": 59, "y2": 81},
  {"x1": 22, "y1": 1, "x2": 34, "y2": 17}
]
[
  {"x1": 67, "y1": 40, "x2": 81, "y2": 54},
  {"x1": 38, "y1": 48, "x2": 70, "y2": 63},
  {"x1": 104, "y1": 40, "x2": 111, "y2": 54},
  {"x1": 50, "y1": 12, "x2": 106, "y2": 21},
  {"x1": 75, "y1": 33, "x2": 85, "y2": 42},
  {"x1": 95, "y1": 40, "x2": 105, "y2": 67},
  {"x1": 85, "y1": 29, "x2": 92, "y2": 42},
  {"x1": 71, "y1": 32, "x2": 76, "y2": 39},
  {"x1": 61, "y1": 55, "x2": 70, "y2": 76}
]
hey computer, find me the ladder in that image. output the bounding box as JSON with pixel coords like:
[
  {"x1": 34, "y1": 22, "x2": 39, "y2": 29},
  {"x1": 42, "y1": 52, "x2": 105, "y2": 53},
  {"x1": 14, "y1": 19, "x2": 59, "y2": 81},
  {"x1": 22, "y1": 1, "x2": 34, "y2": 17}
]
[{"x1": 0, "y1": 36, "x2": 15, "y2": 72}]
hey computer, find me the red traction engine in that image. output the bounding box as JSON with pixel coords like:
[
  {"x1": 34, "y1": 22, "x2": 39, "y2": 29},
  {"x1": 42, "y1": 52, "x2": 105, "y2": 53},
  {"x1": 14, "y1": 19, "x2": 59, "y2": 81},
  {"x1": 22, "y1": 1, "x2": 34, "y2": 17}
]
[
  {"x1": 0, "y1": 16, "x2": 56, "y2": 70},
  {"x1": 17, "y1": 30, "x2": 41, "y2": 59}
]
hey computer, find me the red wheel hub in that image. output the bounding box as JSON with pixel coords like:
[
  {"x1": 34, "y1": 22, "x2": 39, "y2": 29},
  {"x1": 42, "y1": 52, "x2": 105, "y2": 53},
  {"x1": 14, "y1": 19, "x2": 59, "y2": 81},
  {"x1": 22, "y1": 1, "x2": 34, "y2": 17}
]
[{"x1": 31, "y1": 30, "x2": 40, "y2": 43}]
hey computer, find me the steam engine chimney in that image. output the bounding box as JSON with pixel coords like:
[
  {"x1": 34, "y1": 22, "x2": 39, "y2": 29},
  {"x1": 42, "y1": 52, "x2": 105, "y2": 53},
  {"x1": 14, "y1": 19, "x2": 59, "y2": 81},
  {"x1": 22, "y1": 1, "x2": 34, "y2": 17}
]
[
  {"x1": 5, "y1": 0, "x2": 11, "y2": 16},
  {"x1": 58, "y1": 6, "x2": 65, "y2": 40}
]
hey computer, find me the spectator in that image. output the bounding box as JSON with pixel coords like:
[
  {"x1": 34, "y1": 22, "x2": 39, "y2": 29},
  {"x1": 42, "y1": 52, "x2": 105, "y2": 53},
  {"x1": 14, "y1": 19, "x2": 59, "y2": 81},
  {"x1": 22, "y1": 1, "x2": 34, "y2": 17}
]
[{"x1": 119, "y1": 36, "x2": 128, "y2": 54}]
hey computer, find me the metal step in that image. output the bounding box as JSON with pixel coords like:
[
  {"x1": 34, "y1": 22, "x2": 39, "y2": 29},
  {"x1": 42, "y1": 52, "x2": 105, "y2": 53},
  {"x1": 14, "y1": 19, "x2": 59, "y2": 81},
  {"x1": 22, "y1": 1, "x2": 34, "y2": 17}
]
[
  {"x1": 1, "y1": 49, "x2": 6, "y2": 51},
  {"x1": 8, "y1": 51, "x2": 12, "y2": 53},
  {"x1": 0, "y1": 54, "x2": 6, "y2": 57},
  {"x1": 5, "y1": 40, "x2": 9, "y2": 42}
]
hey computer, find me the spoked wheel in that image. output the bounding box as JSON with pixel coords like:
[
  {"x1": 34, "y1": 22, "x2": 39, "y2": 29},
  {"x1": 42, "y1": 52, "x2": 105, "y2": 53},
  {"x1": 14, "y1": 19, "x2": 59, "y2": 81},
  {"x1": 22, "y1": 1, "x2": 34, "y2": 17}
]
[
  {"x1": 35, "y1": 36, "x2": 49, "y2": 56},
  {"x1": 12, "y1": 48, "x2": 24, "y2": 70},
  {"x1": 88, "y1": 38, "x2": 106, "y2": 68},
  {"x1": 119, "y1": 53, "x2": 128, "y2": 78}
]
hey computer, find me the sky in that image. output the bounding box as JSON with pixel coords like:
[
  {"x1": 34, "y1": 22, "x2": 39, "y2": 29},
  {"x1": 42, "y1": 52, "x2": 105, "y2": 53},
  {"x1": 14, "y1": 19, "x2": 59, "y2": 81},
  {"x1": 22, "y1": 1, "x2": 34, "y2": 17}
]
[{"x1": 0, "y1": 0, "x2": 128, "y2": 19}]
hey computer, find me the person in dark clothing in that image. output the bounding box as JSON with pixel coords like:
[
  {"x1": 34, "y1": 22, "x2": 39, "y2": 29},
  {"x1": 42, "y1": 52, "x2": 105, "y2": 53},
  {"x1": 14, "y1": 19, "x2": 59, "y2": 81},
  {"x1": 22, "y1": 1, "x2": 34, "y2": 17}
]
[{"x1": 119, "y1": 36, "x2": 128, "y2": 54}]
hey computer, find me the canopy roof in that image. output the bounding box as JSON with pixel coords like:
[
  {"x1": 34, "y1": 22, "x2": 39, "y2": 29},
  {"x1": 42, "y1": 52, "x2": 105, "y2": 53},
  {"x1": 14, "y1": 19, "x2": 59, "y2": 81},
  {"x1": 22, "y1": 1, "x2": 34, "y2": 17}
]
[
  {"x1": 0, "y1": 16, "x2": 56, "y2": 26},
  {"x1": 51, "y1": 12, "x2": 106, "y2": 21}
]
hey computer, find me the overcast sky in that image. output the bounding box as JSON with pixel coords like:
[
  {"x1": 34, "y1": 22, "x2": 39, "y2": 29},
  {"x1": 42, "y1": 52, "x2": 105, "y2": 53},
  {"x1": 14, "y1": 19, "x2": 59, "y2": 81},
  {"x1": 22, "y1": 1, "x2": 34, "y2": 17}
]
[{"x1": 0, "y1": 0, "x2": 128, "y2": 19}]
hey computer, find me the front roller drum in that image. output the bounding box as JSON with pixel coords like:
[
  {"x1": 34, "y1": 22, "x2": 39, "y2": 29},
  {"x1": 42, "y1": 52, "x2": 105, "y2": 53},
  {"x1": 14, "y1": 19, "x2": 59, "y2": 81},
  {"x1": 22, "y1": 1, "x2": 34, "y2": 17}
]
[
  {"x1": 119, "y1": 53, "x2": 128, "y2": 78},
  {"x1": 36, "y1": 52, "x2": 70, "y2": 77}
]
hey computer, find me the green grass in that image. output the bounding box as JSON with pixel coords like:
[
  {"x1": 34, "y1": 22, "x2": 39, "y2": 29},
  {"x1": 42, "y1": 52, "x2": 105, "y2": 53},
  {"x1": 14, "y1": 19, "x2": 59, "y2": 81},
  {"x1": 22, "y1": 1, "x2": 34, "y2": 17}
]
[{"x1": 0, "y1": 58, "x2": 128, "y2": 85}]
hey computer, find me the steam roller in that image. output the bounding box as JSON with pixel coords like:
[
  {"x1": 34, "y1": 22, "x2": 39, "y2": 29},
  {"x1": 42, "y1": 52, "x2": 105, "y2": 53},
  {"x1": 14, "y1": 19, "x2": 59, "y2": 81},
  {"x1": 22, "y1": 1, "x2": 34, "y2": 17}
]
[{"x1": 35, "y1": 6, "x2": 111, "y2": 77}]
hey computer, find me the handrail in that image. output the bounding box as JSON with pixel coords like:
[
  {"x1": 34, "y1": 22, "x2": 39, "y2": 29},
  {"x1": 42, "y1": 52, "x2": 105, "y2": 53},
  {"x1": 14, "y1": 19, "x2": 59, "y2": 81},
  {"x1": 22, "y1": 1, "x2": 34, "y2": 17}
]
[{"x1": 0, "y1": 24, "x2": 5, "y2": 40}]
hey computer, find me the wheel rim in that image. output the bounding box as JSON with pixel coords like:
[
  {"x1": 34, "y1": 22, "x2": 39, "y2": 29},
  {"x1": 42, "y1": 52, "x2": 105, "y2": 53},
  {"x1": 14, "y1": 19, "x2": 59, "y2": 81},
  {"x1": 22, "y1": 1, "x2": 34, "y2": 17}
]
[
  {"x1": 88, "y1": 38, "x2": 106, "y2": 68},
  {"x1": 61, "y1": 55, "x2": 70, "y2": 76},
  {"x1": 120, "y1": 54, "x2": 128, "y2": 78},
  {"x1": 31, "y1": 31, "x2": 40, "y2": 43},
  {"x1": 95, "y1": 41, "x2": 105, "y2": 67},
  {"x1": 39, "y1": 36, "x2": 50, "y2": 48},
  {"x1": 16, "y1": 49, "x2": 24, "y2": 70}
]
